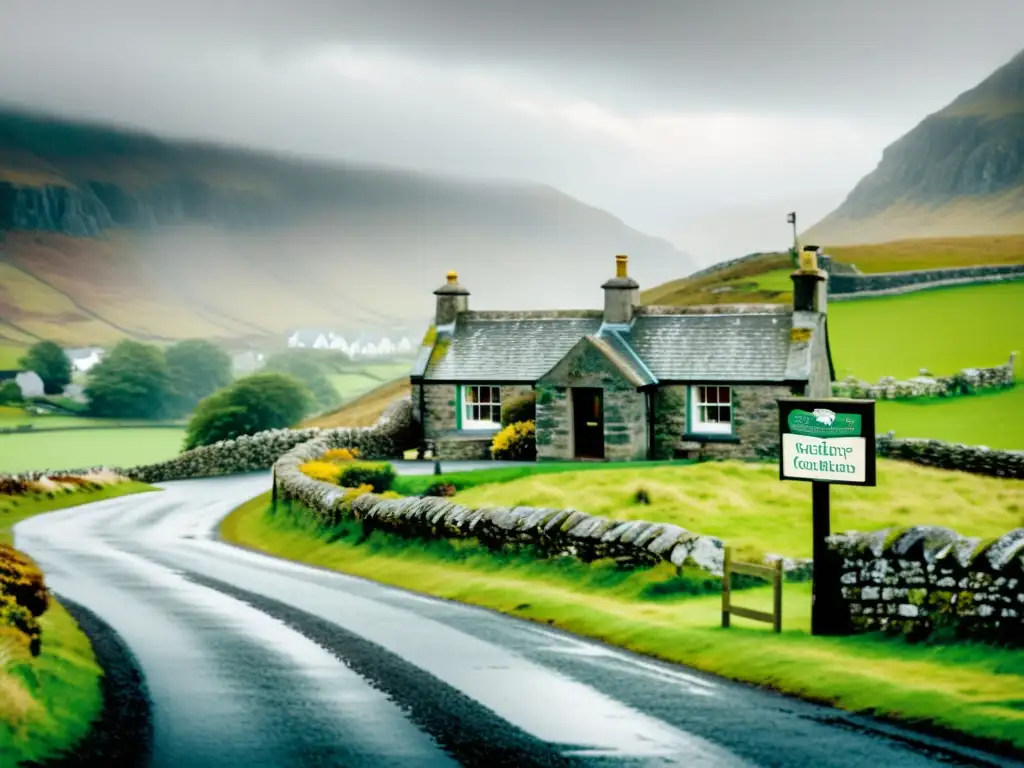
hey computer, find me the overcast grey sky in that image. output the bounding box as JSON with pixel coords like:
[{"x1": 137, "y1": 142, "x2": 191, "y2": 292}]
[{"x1": 0, "y1": 0, "x2": 1021, "y2": 263}]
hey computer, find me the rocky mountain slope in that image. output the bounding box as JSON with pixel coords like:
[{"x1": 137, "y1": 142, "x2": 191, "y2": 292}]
[
  {"x1": 0, "y1": 106, "x2": 692, "y2": 349},
  {"x1": 805, "y1": 48, "x2": 1024, "y2": 246}
]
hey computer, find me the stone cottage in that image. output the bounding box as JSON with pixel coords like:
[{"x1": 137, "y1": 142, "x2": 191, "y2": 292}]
[{"x1": 410, "y1": 251, "x2": 834, "y2": 461}]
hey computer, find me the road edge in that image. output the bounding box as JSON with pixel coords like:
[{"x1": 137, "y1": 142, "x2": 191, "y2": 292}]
[
  {"x1": 213, "y1": 491, "x2": 1024, "y2": 767},
  {"x1": 23, "y1": 595, "x2": 154, "y2": 768}
]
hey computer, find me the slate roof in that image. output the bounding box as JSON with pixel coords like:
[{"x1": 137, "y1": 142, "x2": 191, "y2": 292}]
[
  {"x1": 621, "y1": 313, "x2": 795, "y2": 382},
  {"x1": 420, "y1": 307, "x2": 813, "y2": 384},
  {"x1": 423, "y1": 314, "x2": 603, "y2": 381}
]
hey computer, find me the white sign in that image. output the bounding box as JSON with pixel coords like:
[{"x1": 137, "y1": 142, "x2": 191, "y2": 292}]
[{"x1": 781, "y1": 434, "x2": 867, "y2": 483}]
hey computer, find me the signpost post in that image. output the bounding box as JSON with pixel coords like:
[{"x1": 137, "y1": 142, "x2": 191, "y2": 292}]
[{"x1": 777, "y1": 397, "x2": 876, "y2": 636}]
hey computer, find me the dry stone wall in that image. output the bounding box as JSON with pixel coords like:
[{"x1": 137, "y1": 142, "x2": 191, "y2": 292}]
[
  {"x1": 876, "y1": 432, "x2": 1023, "y2": 479},
  {"x1": 820, "y1": 258, "x2": 1024, "y2": 298},
  {"x1": 833, "y1": 354, "x2": 1016, "y2": 400},
  {"x1": 272, "y1": 440, "x2": 729, "y2": 575},
  {"x1": 830, "y1": 525, "x2": 1024, "y2": 645}
]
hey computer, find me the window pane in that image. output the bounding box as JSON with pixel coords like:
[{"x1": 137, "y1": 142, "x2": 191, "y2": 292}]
[
  {"x1": 480, "y1": 387, "x2": 491, "y2": 403},
  {"x1": 719, "y1": 386, "x2": 730, "y2": 404},
  {"x1": 704, "y1": 386, "x2": 717, "y2": 404},
  {"x1": 491, "y1": 386, "x2": 501, "y2": 404},
  {"x1": 466, "y1": 387, "x2": 478, "y2": 403},
  {"x1": 720, "y1": 405, "x2": 732, "y2": 424}
]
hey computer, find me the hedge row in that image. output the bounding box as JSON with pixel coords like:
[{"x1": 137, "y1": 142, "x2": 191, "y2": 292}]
[{"x1": 0, "y1": 543, "x2": 49, "y2": 659}]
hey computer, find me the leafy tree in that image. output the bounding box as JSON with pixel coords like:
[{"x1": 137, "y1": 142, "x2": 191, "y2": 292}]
[
  {"x1": 264, "y1": 349, "x2": 340, "y2": 413},
  {"x1": 84, "y1": 340, "x2": 173, "y2": 419},
  {"x1": 18, "y1": 341, "x2": 72, "y2": 395},
  {"x1": 165, "y1": 339, "x2": 233, "y2": 415},
  {"x1": 184, "y1": 372, "x2": 313, "y2": 450},
  {"x1": 0, "y1": 381, "x2": 23, "y2": 405}
]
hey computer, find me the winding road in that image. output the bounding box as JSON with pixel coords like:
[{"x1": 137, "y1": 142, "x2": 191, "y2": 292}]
[{"x1": 13, "y1": 467, "x2": 1022, "y2": 768}]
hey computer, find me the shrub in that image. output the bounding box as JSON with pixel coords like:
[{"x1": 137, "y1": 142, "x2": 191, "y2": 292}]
[
  {"x1": 0, "y1": 476, "x2": 31, "y2": 496},
  {"x1": 0, "y1": 381, "x2": 23, "y2": 405},
  {"x1": 0, "y1": 544, "x2": 50, "y2": 618},
  {"x1": 424, "y1": 481, "x2": 457, "y2": 497},
  {"x1": 323, "y1": 447, "x2": 360, "y2": 462},
  {"x1": 501, "y1": 392, "x2": 536, "y2": 427},
  {"x1": 0, "y1": 592, "x2": 41, "y2": 656},
  {"x1": 298, "y1": 460, "x2": 342, "y2": 484},
  {"x1": 337, "y1": 461, "x2": 396, "y2": 493},
  {"x1": 491, "y1": 420, "x2": 536, "y2": 461}
]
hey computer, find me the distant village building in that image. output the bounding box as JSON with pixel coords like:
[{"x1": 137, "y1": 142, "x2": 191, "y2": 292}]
[
  {"x1": 286, "y1": 328, "x2": 417, "y2": 358},
  {"x1": 64, "y1": 347, "x2": 105, "y2": 373},
  {"x1": 411, "y1": 254, "x2": 834, "y2": 462},
  {"x1": 0, "y1": 370, "x2": 46, "y2": 398}
]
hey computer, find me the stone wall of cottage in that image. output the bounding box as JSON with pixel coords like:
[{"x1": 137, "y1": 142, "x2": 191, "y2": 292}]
[
  {"x1": 422, "y1": 382, "x2": 536, "y2": 460},
  {"x1": 807, "y1": 325, "x2": 833, "y2": 398},
  {"x1": 829, "y1": 526, "x2": 1024, "y2": 645},
  {"x1": 652, "y1": 386, "x2": 688, "y2": 460},
  {"x1": 422, "y1": 384, "x2": 458, "y2": 438},
  {"x1": 535, "y1": 341, "x2": 647, "y2": 461}
]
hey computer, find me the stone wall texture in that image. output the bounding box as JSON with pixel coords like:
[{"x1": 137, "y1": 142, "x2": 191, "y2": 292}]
[
  {"x1": 833, "y1": 354, "x2": 1016, "y2": 401},
  {"x1": 830, "y1": 525, "x2": 1024, "y2": 645},
  {"x1": 823, "y1": 262, "x2": 1024, "y2": 297},
  {"x1": 876, "y1": 432, "x2": 1023, "y2": 479},
  {"x1": 272, "y1": 441, "x2": 729, "y2": 576}
]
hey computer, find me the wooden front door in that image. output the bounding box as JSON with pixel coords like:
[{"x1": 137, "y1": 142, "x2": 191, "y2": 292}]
[{"x1": 572, "y1": 388, "x2": 605, "y2": 459}]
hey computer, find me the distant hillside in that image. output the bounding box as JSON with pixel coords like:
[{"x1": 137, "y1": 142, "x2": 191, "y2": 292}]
[
  {"x1": 805, "y1": 48, "x2": 1024, "y2": 246},
  {"x1": 0, "y1": 106, "x2": 692, "y2": 351},
  {"x1": 643, "y1": 235, "x2": 1024, "y2": 307}
]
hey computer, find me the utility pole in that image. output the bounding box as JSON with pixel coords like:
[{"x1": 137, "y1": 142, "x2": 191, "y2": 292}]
[{"x1": 786, "y1": 212, "x2": 798, "y2": 267}]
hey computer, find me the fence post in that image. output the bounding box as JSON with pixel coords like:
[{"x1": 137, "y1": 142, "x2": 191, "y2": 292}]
[
  {"x1": 773, "y1": 558, "x2": 783, "y2": 634},
  {"x1": 721, "y1": 546, "x2": 732, "y2": 629}
]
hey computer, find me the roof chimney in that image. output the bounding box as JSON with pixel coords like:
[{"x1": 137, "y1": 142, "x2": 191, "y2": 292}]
[
  {"x1": 791, "y1": 245, "x2": 827, "y2": 314},
  {"x1": 433, "y1": 270, "x2": 469, "y2": 327},
  {"x1": 602, "y1": 254, "x2": 640, "y2": 325}
]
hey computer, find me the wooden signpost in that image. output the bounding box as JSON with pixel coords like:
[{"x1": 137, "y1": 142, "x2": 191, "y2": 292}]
[{"x1": 777, "y1": 397, "x2": 876, "y2": 636}]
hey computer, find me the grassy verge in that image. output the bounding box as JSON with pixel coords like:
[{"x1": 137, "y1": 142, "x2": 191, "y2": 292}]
[
  {"x1": 443, "y1": 460, "x2": 1023, "y2": 562},
  {"x1": 876, "y1": 386, "x2": 1024, "y2": 449},
  {"x1": 221, "y1": 493, "x2": 1024, "y2": 754},
  {"x1": 0, "y1": 428, "x2": 186, "y2": 474},
  {"x1": 0, "y1": 480, "x2": 155, "y2": 764}
]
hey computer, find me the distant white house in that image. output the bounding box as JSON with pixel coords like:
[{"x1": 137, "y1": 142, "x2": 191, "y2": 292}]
[
  {"x1": 64, "y1": 347, "x2": 105, "y2": 373},
  {"x1": 0, "y1": 370, "x2": 45, "y2": 398},
  {"x1": 396, "y1": 337, "x2": 413, "y2": 354},
  {"x1": 328, "y1": 333, "x2": 349, "y2": 352},
  {"x1": 286, "y1": 330, "x2": 330, "y2": 349}
]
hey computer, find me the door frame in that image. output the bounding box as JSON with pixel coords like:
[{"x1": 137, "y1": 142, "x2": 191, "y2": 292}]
[{"x1": 571, "y1": 386, "x2": 605, "y2": 459}]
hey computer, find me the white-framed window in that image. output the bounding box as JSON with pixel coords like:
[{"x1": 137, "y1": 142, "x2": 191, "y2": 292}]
[
  {"x1": 461, "y1": 385, "x2": 502, "y2": 429},
  {"x1": 689, "y1": 385, "x2": 732, "y2": 434}
]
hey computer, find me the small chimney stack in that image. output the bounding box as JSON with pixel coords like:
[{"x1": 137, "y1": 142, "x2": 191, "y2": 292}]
[
  {"x1": 791, "y1": 245, "x2": 827, "y2": 314},
  {"x1": 602, "y1": 254, "x2": 640, "y2": 325},
  {"x1": 434, "y1": 270, "x2": 469, "y2": 326}
]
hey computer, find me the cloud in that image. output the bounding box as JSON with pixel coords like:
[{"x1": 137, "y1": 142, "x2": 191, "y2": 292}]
[{"x1": 0, "y1": 1, "x2": 1020, "y2": 264}]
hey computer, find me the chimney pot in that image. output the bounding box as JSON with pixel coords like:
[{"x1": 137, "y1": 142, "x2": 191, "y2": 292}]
[
  {"x1": 447, "y1": 270, "x2": 458, "y2": 284},
  {"x1": 615, "y1": 254, "x2": 628, "y2": 278}
]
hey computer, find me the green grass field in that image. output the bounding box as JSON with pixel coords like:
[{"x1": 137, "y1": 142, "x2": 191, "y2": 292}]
[
  {"x1": 221, "y1": 493, "x2": 1024, "y2": 753},
  {"x1": 827, "y1": 281, "x2": 1023, "y2": 448},
  {"x1": 0, "y1": 481, "x2": 154, "y2": 765},
  {"x1": 828, "y1": 282, "x2": 1022, "y2": 380},
  {"x1": 439, "y1": 461, "x2": 1023, "y2": 562},
  {"x1": 0, "y1": 428, "x2": 186, "y2": 473}
]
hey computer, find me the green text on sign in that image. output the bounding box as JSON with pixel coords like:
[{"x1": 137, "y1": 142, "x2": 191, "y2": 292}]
[{"x1": 786, "y1": 408, "x2": 862, "y2": 438}]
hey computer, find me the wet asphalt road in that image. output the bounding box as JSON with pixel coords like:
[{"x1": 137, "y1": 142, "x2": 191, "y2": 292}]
[{"x1": 13, "y1": 466, "x2": 1023, "y2": 768}]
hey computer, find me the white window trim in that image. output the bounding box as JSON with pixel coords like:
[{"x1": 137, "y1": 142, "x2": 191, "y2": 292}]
[
  {"x1": 689, "y1": 385, "x2": 733, "y2": 435},
  {"x1": 461, "y1": 384, "x2": 502, "y2": 430}
]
